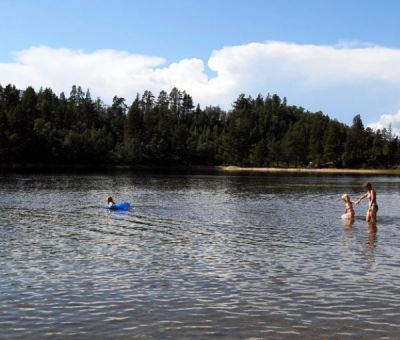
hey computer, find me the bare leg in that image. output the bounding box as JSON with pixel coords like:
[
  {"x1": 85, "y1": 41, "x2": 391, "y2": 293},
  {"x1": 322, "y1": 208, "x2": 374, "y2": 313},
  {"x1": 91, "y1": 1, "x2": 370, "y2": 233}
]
[
  {"x1": 366, "y1": 209, "x2": 371, "y2": 222},
  {"x1": 370, "y1": 206, "x2": 377, "y2": 223}
]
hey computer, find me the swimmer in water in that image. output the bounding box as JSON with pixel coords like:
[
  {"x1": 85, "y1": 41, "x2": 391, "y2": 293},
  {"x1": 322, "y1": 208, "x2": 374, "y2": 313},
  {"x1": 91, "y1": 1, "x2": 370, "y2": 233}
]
[{"x1": 107, "y1": 196, "x2": 115, "y2": 207}]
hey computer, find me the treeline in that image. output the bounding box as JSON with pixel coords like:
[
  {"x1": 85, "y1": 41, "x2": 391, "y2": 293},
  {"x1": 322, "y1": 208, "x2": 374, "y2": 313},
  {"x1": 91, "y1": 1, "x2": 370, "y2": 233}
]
[{"x1": 0, "y1": 83, "x2": 399, "y2": 168}]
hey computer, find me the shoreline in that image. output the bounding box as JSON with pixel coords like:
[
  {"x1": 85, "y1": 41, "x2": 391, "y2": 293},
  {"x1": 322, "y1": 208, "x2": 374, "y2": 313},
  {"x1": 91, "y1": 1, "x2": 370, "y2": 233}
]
[
  {"x1": 1, "y1": 163, "x2": 399, "y2": 175},
  {"x1": 218, "y1": 166, "x2": 400, "y2": 175}
]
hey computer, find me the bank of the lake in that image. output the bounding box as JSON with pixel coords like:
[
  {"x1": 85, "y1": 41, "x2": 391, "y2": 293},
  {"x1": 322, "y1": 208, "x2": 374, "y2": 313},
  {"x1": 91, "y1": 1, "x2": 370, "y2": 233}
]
[
  {"x1": 219, "y1": 165, "x2": 400, "y2": 175},
  {"x1": 2, "y1": 163, "x2": 400, "y2": 176}
]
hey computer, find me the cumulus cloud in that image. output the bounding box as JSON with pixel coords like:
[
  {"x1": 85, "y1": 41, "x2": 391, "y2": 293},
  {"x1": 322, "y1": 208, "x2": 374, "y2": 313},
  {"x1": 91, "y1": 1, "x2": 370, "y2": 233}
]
[
  {"x1": 1, "y1": 46, "x2": 167, "y2": 101},
  {"x1": 1, "y1": 41, "x2": 400, "y2": 129},
  {"x1": 368, "y1": 111, "x2": 400, "y2": 136}
]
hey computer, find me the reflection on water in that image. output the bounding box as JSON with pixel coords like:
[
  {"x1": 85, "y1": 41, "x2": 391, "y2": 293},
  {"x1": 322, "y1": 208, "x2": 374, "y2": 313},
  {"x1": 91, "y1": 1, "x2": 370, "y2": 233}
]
[
  {"x1": 363, "y1": 222, "x2": 377, "y2": 269},
  {"x1": 0, "y1": 170, "x2": 400, "y2": 339},
  {"x1": 366, "y1": 222, "x2": 378, "y2": 250}
]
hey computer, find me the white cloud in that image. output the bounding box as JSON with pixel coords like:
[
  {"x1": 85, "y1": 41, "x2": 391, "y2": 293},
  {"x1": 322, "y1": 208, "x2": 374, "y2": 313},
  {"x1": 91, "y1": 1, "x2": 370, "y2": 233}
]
[
  {"x1": 2, "y1": 41, "x2": 400, "y2": 125},
  {"x1": 2, "y1": 46, "x2": 167, "y2": 100},
  {"x1": 368, "y1": 110, "x2": 400, "y2": 136}
]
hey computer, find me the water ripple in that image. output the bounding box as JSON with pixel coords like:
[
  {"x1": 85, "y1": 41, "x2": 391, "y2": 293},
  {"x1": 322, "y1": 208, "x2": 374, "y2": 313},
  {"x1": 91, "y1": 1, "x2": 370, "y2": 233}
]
[{"x1": 0, "y1": 172, "x2": 400, "y2": 338}]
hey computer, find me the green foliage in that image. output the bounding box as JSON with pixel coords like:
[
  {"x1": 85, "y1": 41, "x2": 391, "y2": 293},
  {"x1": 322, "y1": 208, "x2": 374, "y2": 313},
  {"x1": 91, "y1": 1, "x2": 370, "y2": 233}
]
[
  {"x1": 323, "y1": 120, "x2": 346, "y2": 166},
  {"x1": 0, "y1": 83, "x2": 399, "y2": 168}
]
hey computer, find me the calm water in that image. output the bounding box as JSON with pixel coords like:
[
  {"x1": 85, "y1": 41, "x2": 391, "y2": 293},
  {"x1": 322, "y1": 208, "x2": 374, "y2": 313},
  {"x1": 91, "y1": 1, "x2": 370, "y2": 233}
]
[{"x1": 0, "y1": 170, "x2": 400, "y2": 339}]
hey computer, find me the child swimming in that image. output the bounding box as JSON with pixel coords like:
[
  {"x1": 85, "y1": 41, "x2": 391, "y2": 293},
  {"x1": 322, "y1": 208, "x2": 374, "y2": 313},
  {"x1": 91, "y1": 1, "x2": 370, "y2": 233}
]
[
  {"x1": 341, "y1": 194, "x2": 355, "y2": 220},
  {"x1": 105, "y1": 197, "x2": 130, "y2": 211},
  {"x1": 107, "y1": 196, "x2": 115, "y2": 207}
]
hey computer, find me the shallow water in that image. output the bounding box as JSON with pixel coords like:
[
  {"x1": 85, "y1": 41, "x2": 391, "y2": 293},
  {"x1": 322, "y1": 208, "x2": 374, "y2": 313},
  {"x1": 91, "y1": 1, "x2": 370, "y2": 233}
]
[{"x1": 0, "y1": 170, "x2": 399, "y2": 339}]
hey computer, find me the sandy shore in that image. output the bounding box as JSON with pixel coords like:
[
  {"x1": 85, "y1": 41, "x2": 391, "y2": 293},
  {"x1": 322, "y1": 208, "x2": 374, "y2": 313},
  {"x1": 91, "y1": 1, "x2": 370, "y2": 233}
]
[{"x1": 218, "y1": 166, "x2": 400, "y2": 175}]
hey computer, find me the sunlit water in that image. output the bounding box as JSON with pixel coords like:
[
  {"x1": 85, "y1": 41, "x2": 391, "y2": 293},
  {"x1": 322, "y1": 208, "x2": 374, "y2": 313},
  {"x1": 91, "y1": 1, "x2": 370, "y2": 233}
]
[{"x1": 0, "y1": 170, "x2": 400, "y2": 339}]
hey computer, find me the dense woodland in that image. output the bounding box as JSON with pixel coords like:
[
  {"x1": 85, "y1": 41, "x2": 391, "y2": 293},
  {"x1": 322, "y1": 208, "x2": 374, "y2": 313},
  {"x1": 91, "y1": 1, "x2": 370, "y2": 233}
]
[{"x1": 0, "y1": 83, "x2": 399, "y2": 168}]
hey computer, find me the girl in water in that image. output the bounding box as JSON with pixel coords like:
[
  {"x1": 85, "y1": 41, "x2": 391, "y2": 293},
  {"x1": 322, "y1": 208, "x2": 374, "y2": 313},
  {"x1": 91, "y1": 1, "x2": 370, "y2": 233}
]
[
  {"x1": 355, "y1": 182, "x2": 378, "y2": 223},
  {"x1": 341, "y1": 194, "x2": 355, "y2": 220},
  {"x1": 107, "y1": 196, "x2": 115, "y2": 207}
]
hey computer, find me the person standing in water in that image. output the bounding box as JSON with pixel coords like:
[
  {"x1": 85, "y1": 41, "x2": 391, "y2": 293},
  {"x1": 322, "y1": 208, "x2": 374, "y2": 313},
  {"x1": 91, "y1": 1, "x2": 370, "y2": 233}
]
[
  {"x1": 341, "y1": 194, "x2": 355, "y2": 220},
  {"x1": 355, "y1": 182, "x2": 378, "y2": 223}
]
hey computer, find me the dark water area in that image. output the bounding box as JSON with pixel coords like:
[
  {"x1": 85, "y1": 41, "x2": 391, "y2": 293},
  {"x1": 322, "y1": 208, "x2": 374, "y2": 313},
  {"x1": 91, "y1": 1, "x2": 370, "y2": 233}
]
[{"x1": 0, "y1": 170, "x2": 400, "y2": 339}]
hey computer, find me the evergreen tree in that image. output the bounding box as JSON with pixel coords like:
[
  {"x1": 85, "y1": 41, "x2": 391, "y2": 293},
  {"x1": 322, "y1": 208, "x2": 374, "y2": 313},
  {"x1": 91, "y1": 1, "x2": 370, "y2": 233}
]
[
  {"x1": 125, "y1": 95, "x2": 144, "y2": 163},
  {"x1": 0, "y1": 83, "x2": 398, "y2": 168},
  {"x1": 323, "y1": 120, "x2": 345, "y2": 166},
  {"x1": 343, "y1": 115, "x2": 366, "y2": 167}
]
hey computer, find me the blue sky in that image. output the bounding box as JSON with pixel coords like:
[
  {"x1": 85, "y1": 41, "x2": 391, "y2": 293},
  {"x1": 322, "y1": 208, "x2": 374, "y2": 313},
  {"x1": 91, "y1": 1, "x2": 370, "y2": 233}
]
[{"x1": 1, "y1": 0, "x2": 400, "y2": 131}]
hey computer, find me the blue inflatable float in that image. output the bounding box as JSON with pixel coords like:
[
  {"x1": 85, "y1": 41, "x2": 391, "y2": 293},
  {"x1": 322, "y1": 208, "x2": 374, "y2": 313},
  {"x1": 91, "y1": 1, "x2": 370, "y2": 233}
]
[{"x1": 105, "y1": 202, "x2": 131, "y2": 210}]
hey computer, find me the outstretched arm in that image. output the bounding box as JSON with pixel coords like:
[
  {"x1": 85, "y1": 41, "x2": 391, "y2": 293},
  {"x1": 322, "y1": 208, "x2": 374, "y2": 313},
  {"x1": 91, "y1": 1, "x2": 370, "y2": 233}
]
[{"x1": 355, "y1": 193, "x2": 368, "y2": 204}]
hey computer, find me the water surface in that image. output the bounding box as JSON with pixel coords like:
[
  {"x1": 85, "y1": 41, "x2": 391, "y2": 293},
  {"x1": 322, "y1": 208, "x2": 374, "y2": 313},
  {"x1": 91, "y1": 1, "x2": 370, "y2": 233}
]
[{"x1": 0, "y1": 170, "x2": 399, "y2": 339}]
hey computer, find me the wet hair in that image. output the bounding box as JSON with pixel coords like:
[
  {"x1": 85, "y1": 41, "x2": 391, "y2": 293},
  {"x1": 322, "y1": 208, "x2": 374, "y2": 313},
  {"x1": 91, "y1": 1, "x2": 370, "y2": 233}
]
[
  {"x1": 341, "y1": 194, "x2": 350, "y2": 202},
  {"x1": 363, "y1": 182, "x2": 372, "y2": 189},
  {"x1": 107, "y1": 196, "x2": 114, "y2": 203}
]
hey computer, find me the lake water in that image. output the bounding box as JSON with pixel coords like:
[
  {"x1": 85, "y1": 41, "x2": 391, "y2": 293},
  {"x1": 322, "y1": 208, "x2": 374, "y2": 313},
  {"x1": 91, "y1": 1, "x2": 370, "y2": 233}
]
[{"x1": 0, "y1": 170, "x2": 400, "y2": 339}]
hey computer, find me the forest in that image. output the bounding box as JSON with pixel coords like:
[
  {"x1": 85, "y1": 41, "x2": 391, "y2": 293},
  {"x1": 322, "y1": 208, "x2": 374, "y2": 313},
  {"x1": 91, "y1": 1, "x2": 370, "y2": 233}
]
[{"x1": 0, "y1": 83, "x2": 399, "y2": 168}]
